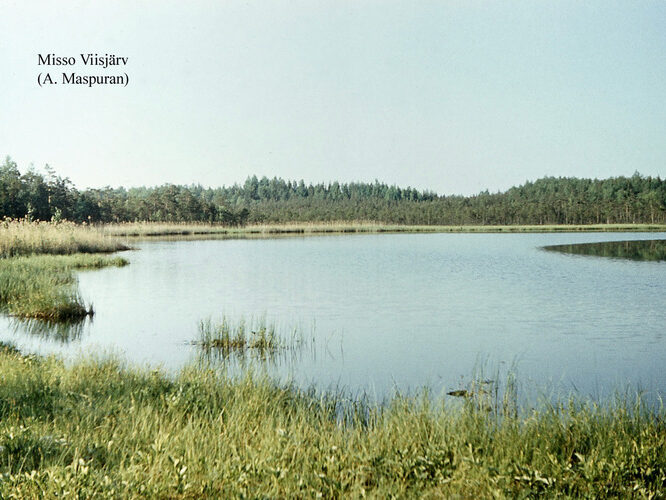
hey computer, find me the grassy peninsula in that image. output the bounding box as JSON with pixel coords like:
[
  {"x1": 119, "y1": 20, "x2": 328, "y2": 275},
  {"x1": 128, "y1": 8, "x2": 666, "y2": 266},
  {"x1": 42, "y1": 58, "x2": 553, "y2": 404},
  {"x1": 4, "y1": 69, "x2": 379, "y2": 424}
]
[{"x1": 0, "y1": 220, "x2": 128, "y2": 320}]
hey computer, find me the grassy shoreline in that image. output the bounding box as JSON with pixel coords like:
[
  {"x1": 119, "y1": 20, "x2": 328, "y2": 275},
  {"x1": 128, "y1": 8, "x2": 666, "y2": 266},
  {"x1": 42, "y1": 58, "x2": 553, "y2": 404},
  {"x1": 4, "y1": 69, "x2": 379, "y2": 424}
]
[
  {"x1": 3, "y1": 217, "x2": 665, "y2": 324},
  {"x1": 0, "y1": 220, "x2": 129, "y2": 320},
  {"x1": 0, "y1": 219, "x2": 129, "y2": 258},
  {"x1": 101, "y1": 221, "x2": 666, "y2": 238},
  {"x1": 5, "y1": 219, "x2": 664, "y2": 244},
  {"x1": 0, "y1": 344, "x2": 663, "y2": 497}
]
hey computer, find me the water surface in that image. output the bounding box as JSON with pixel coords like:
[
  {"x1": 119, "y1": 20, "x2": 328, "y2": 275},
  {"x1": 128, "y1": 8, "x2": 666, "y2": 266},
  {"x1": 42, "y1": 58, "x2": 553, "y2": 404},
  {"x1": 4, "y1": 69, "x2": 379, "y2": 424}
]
[{"x1": 1, "y1": 232, "x2": 665, "y2": 400}]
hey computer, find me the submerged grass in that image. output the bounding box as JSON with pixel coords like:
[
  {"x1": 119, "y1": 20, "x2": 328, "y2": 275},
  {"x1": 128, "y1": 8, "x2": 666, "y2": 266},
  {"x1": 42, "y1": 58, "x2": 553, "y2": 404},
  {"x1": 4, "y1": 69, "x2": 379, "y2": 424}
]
[
  {"x1": 0, "y1": 344, "x2": 663, "y2": 497},
  {"x1": 194, "y1": 317, "x2": 303, "y2": 357},
  {"x1": 0, "y1": 219, "x2": 128, "y2": 258}
]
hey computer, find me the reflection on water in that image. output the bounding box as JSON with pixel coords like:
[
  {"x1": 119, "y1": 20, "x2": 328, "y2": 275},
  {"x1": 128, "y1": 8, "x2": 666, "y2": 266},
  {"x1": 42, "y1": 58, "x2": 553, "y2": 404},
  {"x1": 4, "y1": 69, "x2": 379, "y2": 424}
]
[
  {"x1": 8, "y1": 317, "x2": 87, "y2": 343},
  {"x1": 543, "y1": 239, "x2": 666, "y2": 262},
  {"x1": 194, "y1": 340, "x2": 321, "y2": 373}
]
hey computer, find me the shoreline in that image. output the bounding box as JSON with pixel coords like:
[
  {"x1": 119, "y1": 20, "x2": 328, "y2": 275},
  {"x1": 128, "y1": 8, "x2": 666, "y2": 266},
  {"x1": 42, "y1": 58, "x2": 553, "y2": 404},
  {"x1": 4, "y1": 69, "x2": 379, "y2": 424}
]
[
  {"x1": 101, "y1": 221, "x2": 666, "y2": 239},
  {"x1": 0, "y1": 343, "x2": 662, "y2": 497}
]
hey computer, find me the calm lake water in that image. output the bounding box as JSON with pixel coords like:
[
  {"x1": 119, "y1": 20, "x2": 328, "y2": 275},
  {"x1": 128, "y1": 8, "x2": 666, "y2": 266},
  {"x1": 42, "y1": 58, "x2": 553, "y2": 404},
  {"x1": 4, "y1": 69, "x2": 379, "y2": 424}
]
[{"x1": 2, "y1": 232, "x2": 665, "y2": 401}]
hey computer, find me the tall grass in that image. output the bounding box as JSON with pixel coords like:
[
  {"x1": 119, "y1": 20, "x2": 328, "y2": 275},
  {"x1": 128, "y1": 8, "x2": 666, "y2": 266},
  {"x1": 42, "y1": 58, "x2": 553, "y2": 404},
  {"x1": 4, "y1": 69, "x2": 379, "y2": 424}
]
[
  {"x1": 0, "y1": 219, "x2": 128, "y2": 258},
  {"x1": 194, "y1": 316, "x2": 306, "y2": 357},
  {"x1": 0, "y1": 219, "x2": 129, "y2": 321},
  {"x1": 3, "y1": 219, "x2": 665, "y2": 249},
  {"x1": 0, "y1": 345, "x2": 663, "y2": 498}
]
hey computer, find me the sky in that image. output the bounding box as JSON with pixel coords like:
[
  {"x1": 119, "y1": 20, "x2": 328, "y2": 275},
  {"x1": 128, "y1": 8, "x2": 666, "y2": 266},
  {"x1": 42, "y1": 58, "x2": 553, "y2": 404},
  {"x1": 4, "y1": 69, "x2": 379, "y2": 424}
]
[{"x1": 0, "y1": 0, "x2": 664, "y2": 195}]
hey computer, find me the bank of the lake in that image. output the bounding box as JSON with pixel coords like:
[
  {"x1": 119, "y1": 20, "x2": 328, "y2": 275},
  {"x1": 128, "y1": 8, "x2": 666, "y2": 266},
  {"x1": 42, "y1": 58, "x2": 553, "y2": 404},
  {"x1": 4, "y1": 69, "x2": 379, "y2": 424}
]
[
  {"x1": 0, "y1": 343, "x2": 663, "y2": 498},
  {"x1": 102, "y1": 221, "x2": 666, "y2": 238},
  {"x1": 0, "y1": 220, "x2": 129, "y2": 320}
]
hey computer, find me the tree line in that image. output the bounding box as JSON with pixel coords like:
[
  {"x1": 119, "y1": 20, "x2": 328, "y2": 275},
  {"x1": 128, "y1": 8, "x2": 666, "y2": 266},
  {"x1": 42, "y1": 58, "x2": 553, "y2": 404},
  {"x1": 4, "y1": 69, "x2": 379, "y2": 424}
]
[{"x1": 1, "y1": 157, "x2": 665, "y2": 225}]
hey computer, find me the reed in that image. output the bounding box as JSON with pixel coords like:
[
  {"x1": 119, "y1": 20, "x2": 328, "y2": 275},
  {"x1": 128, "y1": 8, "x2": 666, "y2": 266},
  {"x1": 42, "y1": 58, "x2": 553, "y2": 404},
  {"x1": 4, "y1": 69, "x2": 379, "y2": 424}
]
[
  {"x1": 0, "y1": 345, "x2": 662, "y2": 498},
  {"x1": 0, "y1": 219, "x2": 128, "y2": 258},
  {"x1": 193, "y1": 317, "x2": 308, "y2": 364}
]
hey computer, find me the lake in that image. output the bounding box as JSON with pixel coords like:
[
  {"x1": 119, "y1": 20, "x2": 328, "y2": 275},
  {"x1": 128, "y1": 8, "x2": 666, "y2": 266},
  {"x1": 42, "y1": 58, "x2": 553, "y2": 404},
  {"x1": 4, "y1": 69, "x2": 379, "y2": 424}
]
[{"x1": 2, "y1": 232, "x2": 665, "y2": 401}]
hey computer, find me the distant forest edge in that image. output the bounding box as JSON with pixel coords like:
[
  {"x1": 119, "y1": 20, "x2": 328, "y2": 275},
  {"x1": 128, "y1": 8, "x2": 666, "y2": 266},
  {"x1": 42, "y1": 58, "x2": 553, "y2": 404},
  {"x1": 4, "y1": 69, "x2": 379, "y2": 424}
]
[{"x1": 2, "y1": 157, "x2": 666, "y2": 225}]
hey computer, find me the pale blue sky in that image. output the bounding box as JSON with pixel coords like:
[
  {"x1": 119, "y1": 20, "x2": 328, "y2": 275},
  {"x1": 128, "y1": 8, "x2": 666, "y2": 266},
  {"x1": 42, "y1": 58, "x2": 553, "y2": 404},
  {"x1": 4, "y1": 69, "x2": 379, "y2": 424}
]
[{"x1": 1, "y1": 1, "x2": 664, "y2": 195}]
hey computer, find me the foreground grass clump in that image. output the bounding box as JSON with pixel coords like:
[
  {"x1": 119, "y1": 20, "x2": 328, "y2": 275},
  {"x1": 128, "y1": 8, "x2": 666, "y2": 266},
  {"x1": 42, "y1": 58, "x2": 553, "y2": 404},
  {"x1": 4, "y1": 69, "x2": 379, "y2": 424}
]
[
  {"x1": 0, "y1": 345, "x2": 663, "y2": 498},
  {"x1": 0, "y1": 219, "x2": 128, "y2": 258},
  {"x1": 0, "y1": 254, "x2": 128, "y2": 321}
]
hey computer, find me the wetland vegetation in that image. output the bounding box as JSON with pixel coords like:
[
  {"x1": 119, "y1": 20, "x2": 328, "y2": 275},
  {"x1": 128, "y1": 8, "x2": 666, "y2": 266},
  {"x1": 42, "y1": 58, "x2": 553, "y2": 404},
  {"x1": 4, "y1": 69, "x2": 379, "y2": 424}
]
[
  {"x1": 194, "y1": 317, "x2": 300, "y2": 355},
  {"x1": 0, "y1": 254, "x2": 128, "y2": 321},
  {"x1": 0, "y1": 343, "x2": 664, "y2": 498},
  {"x1": 103, "y1": 221, "x2": 666, "y2": 238},
  {"x1": 0, "y1": 219, "x2": 128, "y2": 259},
  {"x1": 0, "y1": 220, "x2": 128, "y2": 321}
]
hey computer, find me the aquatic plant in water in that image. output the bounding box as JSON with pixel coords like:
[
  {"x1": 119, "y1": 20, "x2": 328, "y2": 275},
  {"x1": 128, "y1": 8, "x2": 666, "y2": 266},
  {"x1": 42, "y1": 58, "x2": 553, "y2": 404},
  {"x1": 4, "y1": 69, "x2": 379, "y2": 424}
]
[{"x1": 194, "y1": 316, "x2": 305, "y2": 360}]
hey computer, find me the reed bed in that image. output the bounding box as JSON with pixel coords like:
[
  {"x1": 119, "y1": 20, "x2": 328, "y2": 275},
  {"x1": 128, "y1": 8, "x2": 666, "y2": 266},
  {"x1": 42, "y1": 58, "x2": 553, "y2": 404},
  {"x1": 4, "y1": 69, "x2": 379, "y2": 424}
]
[
  {"x1": 100, "y1": 221, "x2": 666, "y2": 238},
  {"x1": 0, "y1": 220, "x2": 129, "y2": 321},
  {"x1": 0, "y1": 219, "x2": 128, "y2": 258},
  {"x1": 0, "y1": 344, "x2": 663, "y2": 498}
]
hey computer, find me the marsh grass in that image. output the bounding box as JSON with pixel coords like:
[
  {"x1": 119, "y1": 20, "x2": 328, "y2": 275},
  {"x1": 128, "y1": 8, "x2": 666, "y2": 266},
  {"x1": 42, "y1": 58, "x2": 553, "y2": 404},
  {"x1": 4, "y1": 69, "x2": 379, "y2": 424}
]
[
  {"x1": 0, "y1": 254, "x2": 128, "y2": 321},
  {"x1": 194, "y1": 317, "x2": 305, "y2": 361},
  {"x1": 0, "y1": 219, "x2": 128, "y2": 258},
  {"x1": 0, "y1": 345, "x2": 663, "y2": 498},
  {"x1": 101, "y1": 221, "x2": 666, "y2": 239},
  {"x1": 0, "y1": 219, "x2": 129, "y2": 321}
]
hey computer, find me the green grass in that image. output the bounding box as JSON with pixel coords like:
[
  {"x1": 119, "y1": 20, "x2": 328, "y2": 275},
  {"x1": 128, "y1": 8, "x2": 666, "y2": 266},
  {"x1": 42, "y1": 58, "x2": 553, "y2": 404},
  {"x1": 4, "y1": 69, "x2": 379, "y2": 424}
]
[
  {"x1": 0, "y1": 344, "x2": 663, "y2": 498},
  {"x1": 0, "y1": 254, "x2": 128, "y2": 321},
  {"x1": 0, "y1": 219, "x2": 130, "y2": 321},
  {"x1": 194, "y1": 317, "x2": 305, "y2": 360}
]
